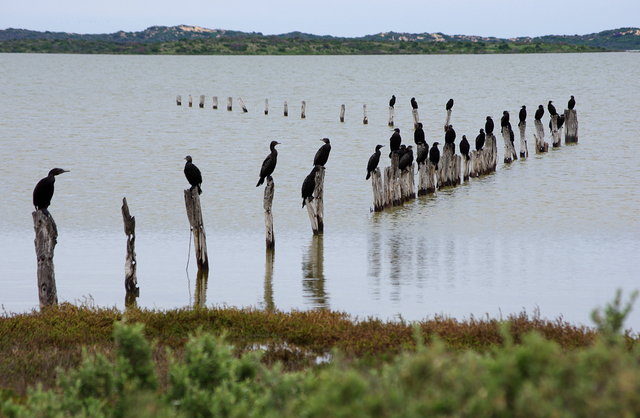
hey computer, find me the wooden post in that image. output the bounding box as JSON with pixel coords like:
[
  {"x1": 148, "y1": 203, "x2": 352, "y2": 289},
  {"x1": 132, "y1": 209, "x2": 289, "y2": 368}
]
[
  {"x1": 184, "y1": 188, "x2": 209, "y2": 270},
  {"x1": 412, "y1": 109, "x2": 420, "y2": 129},
  {"x1": 194, "y1": 268, "x2": 208, "y2": 308},
  {"x1": 388, "y1": 106, "x2": 395, "y2": 127},
  {"x1": 400, "y1": 164, "x2": 415, "y2": 201},
  {"x1": 551, "y1": 114, "x2": 562, "y2": 148},
  {"x1": 199, "y1": 95, "x2": 205, "y2": 108},
  {"x1": 486, "y1": 133, "x2": 498, "y2": 172},
  {"x1": 362, "y1": 104, "x2": 368, "y2": 124},
  {"x1": 188, "y1": 95, "x2": 193, "y2": 107},
  {"x1": 301, "y1": 101, "x2": 306, "y2": 119},
  {"x1": 264, "y1": 177, "x2": 275, "y2": 249},
  {"x1": 284, "y1": 101, "x2": 288, "y2": 117},
  {"x1": 121, "y1": 198, "x2": 139, "y2": 304},
  {"x1": 176, "y1": 95, "x2": 182, "y2": 106},
  {"x1": 417, "y1": 159, "x2": 428, "y2": 195},
  {"x1": 33, "y1": 211, "x2": 59, "y2": 308},
  {"x1": 462, "y1": 154, "x2": 470, "y2": 181},
  {"x1": 238, "y1": 97, "x2": 248, "y2": 113},
  {"x1": 263, "y1": 250, "x2": 275, "y2": 311},
  {"x1": 370, "y1": 168, "x2": 384, "y2": 212},
  {"x1": 314, "y1": 167, "x2": 325, "y2": 233},
  {"x1": 226, "y1": 97, "x2": 232, "y2": 111},
  {"x1": 534, "y1": 120, "x2": 549, "y2": 153},
  {"x1": 426, "y1": 161, "x2": 437, "y2": 193},
  {"x1": 305, "y1": 196, "x2": 319, "y2": 234},
  {"x1": 264, "y1": 99, "x2": 269, "y2": 115},
  {"x1": 212, "y1": 96, "x2": 218, "y2": 110},
  {"x1": 502, "y1": 126, "x2": 517, "y2": 163},
  {"x1": 518, "y1": 121, "x2": 528, "y2": 159},
  {"x1": 444, "y1": 109, "x2": 452, "y2": 129},
  {"x1": 383, "y1": 152, "x2": 401, "y2": 207},
  {"x1": 564, "y1": 109, "x2": 578, "y2": 143},
  {"x1": 339, "y1": 104, "x2": 345, "y2": 123}
]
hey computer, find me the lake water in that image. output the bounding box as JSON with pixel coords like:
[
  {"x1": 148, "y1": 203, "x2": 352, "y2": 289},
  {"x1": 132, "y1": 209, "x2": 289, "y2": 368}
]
[{"x1": 1, "y1": 52, "x2": 639, "y2": 330}]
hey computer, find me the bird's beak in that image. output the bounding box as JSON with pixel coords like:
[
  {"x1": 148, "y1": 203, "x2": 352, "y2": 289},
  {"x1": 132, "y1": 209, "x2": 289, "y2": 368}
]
[{"x1": 63, "y1": 169, "x2": 70, "y2": 173}]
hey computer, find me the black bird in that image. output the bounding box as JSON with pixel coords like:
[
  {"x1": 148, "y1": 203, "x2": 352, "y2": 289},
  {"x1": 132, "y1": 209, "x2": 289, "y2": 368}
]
[
  {"x1": 256, "y1": 140, "x2": 280, "y2": 187},
  {"x1": 509, "y1": 126, "x2": 515, "y2": 145},
  {"x1": 460, "y1": 135, "x2": 470, "y2": 160},
  {"x1": 568, "y1": 95, "x2": 576, "y2": 110},
  {"x1": 547, "y1": 100, "x2": 557, "y2": 116},
  {"x1": 389, "y1": 128, "x2": 401, "y2": 157},
  {"x1": 501, "y1": 111, "x2": 510, "y2": 128},
  {"x1": 446, "y1": 98, "x2": 454, "y2": 111},
  {"x1": 519, "y1": 106, "x2": 526, "y2": 125},
  {"x1": 397, "y1": 144, "x2": 407, "y2": 159},
  {"x1": 399, "y1": 145, "x2": 414, "y2": 171},
  {"x1": 301, "y1": 166, "x2": 319, "y2": 208},
  {"x1": 410, "y1": 97, "x2": 418, "y2": 110},
  {"x1": 389, "y1": 95, "x2": 396, "y2": 108},
  {"x1": 445, "y1": 125, "x2": 456, "y2": 144},
  {"x1": 557, "y1": 114, "x2": 566, "y2": 130},
  {"x1": 416, "y1": 141, "x2": 429, "y2": 166},
  {"x1": 429, "y1": 142, "x2": 440, "y2": 170},
  {"x1": 414, "y1": 123, "x2": 425, "y2": 145},
  {"x1": 366, "y1": 145, "x2": 384, "y2": 180},
  {"x1": 313, "y1": 138, "x2": 331, "y2": 167},
  {"x1": 475, "y1": 129, "x2": 485, "y2": 151},
  {"x1": 33, "y1": 168, "x2": 69, "y2": 213},
  {"x1": 485, "y1": 116, "x2": 494, "y2": 135},
  {"x1": 535, "y1": 105, "x2": 544, "y2": 121},
  {"x1": 184, "y1": 155, "x2": 203, "y2": 194}
]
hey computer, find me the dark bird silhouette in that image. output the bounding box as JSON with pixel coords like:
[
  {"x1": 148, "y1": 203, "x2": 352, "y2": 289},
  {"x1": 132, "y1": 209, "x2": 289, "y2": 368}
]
[
  {"x1": 416, "y1": 141, "x2": 429, "y2": 165},
  {"x1": 485, "y1": 116, "x2": 494, "y2": 135},
  {"x1": 429, "y1": 142, "x2": 440, "y2": 170},
  {"x1": 399, "y1": 145, "x2": 414, "y2": 171},
  {"x1": 547, "y1": 100, "x2": 557, "y2": 116},
  {"x1": 301, "y1": 166, "x2": 319, "y2": 208},
  {"x1": 509, "y1": 126, "x2": 515, "y2": 144},
  {"x1": 313, "y1": 138, "x2": 331, "y2": 167},
  {"x1": 389, "y1": 128, "x2": 401, "y2": 157},
  {"x1": 446, "y1": 98, "x2": 454, "y2": 111},
  {"x1": 184, "y1": 155, "x2": 203, "y2": 194},
  {"x1": 460, "y1": 135, "x2": 470, "y2": 160},
  {"x1": 475, "y1": 129, "x2": 485, "y2": 151},
  {"x1": 410, "y1": 97, "x2": 418, "y2": 110},
  {"x1": 366, "y1": 145, "x2": 384, "y2": 180},
  {"x1": 256, "y1": 140, "x2": 280, "y2": 187},
  {"x1": 33, "y1": 168, "x2": 69, "y2": 213},
  {"x1": 501, "y1": 111, "x2": 510, "y2": 128},
  {"x1": 519, "y1": 106, "x2": 526, "y2": 124},
  {"x1": 445, "y1": 125, "x2": 456, "y2": 144},
  {"x1": 568, "y1": 95, "x2": 575, "y2": 110},
  {"x1": 535, "y1": 105, "x2": 544, "y2": 121},
  {"x1": 389, "y1": 95, "x2": 396, "y2": 108},
  {"x1": 397, "y1": 144, "x2": 407, "y2": 160},
  {"x1": 557, "y1": 114, "x2": 566, "y2": 130},
  {"x1": 414, "y1": 122, "x2": 425, "y2": 145}
]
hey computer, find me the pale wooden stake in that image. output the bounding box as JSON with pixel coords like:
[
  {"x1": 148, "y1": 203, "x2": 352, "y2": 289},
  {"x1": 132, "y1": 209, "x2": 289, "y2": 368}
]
[
  {"x1": 212, "y1": 96, "x2": 218, "y2": 110},
  {"x1": 176, "y1": 95, "x2": 182, "y2": 106},
  {"x1": 551, "y1": 114, "x2": 562, "y2": 148},
  {"x1": 238, "y1": 97, "x2": 248, "y2": 113},
  {"x1": 370, "y1": 168, "x2": 384, "y2": 211},
  {"x1": 388, "y1": 106, "x2": 395, "y2": 127},
  {"x1": 194, "y1": 269, "x2": 208, "y2": 308},
  {"x1": 188, "y1": 95, "x2": 193, "y2": 107},
  {"x1": 284, "y1": 101, "x2": 288, "y2": 117},
  {"x1": 438, "y1": 143, "x2": 461, "y2": 187},
  {"x1": 121, "y1": 198, "x2": 138, "y2": 303},
  {"x1": 264, "y1": 177, "x2": 275, "y2": 249},
  {"x1": 314, "y1": 167, "x2": 325, "y2": 233},
  {"x1": 471, "y1": 133, "x2": 498, "y2": 177},
  {"x1": 383, "y1": 152, "x2": 401, "y2": 207},
  {"x1": 502, "y1": 126, "x2": 518, "y2": 163},
  {"x1": 339, "y1": 104, "x2": 345, "y2": 122},
  {"x1": 564, "y1": 109, "x2": 578, "y2": 143},
  {"x1": 518, "y1": 121, "x2": 528, "y2": 159},
  {"x1": 426, "y1": 161, "x2": 437, "y2": 192},
  {"x1": 412, "y1": 109, "x2": 420, "y2": 129},
  {"x1": 199, "y1": 95, "x2": 205, "y2": 108},
  {"x1": 184, "y1": 188, "x2": 209, "y2": 270},
  {"x1": 305, "y1": 196, "x2": 319, "y2": 234},
  {"x1": 33, "y1": 210, "x2": 59, "y2": 308},
  {"x1": 462, "y1": 154, "x2": 470, "y2": 181},
  {"x1": 534, "y1": 120, "x2": 549, "y2": 153},
  {"x1": 444, "y1": 109, "x2": 452, "y2": 129},
  {"x1": 301, "y1": 101, "x2": 306, "y2": 119},
  {"x1": 400, "y1": 164, "x2": 415, "y2": 201},
  {"x1": 226, "y1": 97, "x2": 233, "y2": 111},
  {"x1": 263, "y1": 250, "x2": 275, "y2": 311},
  {"x1": 417, "y1": 143, "x2": 428, "y2": 195},
  {"x1": 264, "y1": 99, "x2": 269, "y2": 115},
  {"x1": 362, "y1": 104, "x2": 368, "y2": 124}
]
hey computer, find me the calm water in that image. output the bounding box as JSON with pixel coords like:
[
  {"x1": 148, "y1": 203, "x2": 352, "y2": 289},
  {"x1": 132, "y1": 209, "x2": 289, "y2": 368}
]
[{"x1": 1, "y1": 52, "x2": 639, "y2": 329}]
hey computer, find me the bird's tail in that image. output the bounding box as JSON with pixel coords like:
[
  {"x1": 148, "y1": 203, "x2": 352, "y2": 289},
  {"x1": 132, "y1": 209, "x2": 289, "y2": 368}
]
[
  {"x1": 302, "y1": 198, "x2": 306, "y2": 208},
  {"x1": 366, "y1": 172, "x2": 371, "y2": 180},
  {"x1": 256, "y1": 177, "x2": 264, "y2": 187},
  {"x1": 197, "y1": 185, "x2": 202, "y2": 195}
]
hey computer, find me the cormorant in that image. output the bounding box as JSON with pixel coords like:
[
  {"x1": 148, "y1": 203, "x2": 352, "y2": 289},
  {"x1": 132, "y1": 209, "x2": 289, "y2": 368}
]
[
  {"x1": 460, "y1": 135, "x2": 470, "y2": 160},
  {"x1": 446, "y1": 98, "x2": 454, "y2": 111},
  {"x1": 416, "y1": 141, "x2": 429, "y2": 166},
  {"x1": 414, "y1": 123, "x2": 425, "y2": 145},
  {"x1": 475, "y1": 129, "x2": 485, "y2": 151},
  {"x1": 256, "y1": 140, "x2": 280, "y2": 187},
  {"x1": 184, "y1": 155, "x2": 202, "y2": 194},
  {"x1": 313, "y1": 138, "x2": 331, "y2": 167},
  {"x1": 568, "y1": 95, "x2": 575, "y2": 110},
  {"x1": 399, "y1": 145, "x2": 414, "y2": 171},
  {"x1": 301, "y1": 166, "x2": 318, "y2": 208},
  {"x1": 519, "y1": 106, "x2": 526, "y2": 125},
  {"x1": 485, "y1": 116, "x2": 494, "y2": 135},
  {"x1": 389, "y1": 95, "x2": 396, "y2": 108},
  {"x1": 429, "y1": 142, "x2": 440, "y2": 170},
  {"x1": 389, "y1": 128, "x2": 401, "y2": 157},
  {"x1": 547, "y1": 100, "x2": 557, "y2": 116},
  {"x1": 535, "y1": 105, "x2": 544, "y2": 121},
  {"x1": 557, "y1": 114, "x2": 565, "y2": 130},
  {"x1": 33, "y1": 168, "x2": 69, "y2": 213},
  {"x1": 509, "y1": 126, "x2": 515, "y2": 145},
  {"x1": 501, "y1": 111, "x2": 510, "y2": 128},
  {"x1": 397, "y1": 144, "x2": 407, "y2": 159},
  {"x1": 366, "y1": 145, "x2": 384, "y2": 180},
  {"x1": 445, "y1": 125, "x2": 456, "y2": 144},
  {"x1": 410, "y1": 97, "x2": 418, "y2": 110}
]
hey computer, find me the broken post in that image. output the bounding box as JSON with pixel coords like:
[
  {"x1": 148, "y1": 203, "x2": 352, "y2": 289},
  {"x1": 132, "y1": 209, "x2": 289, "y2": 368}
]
[
  {"x1": 388, "y1": 106, "x2": 395, "y2": 127},
  {"x1": 383, "y1": 152, "x2": 401, "y2": 207},
  {"x1": 400, "y1": 164, "x2": 416, "y2": 201},
  {"x1": 176, "y1": 95, "x2": 182, "y2": 106},
  {"x1": 194, "y1": 269, "x2": 208, "y2": 309},
  {"x1": 564, "y1": 109, "x2": 578, "y2": 143},
  {"x1": 188, "y1": 95, "x2": 193, "y2": 107},
  {"x1": 212, "y1": 96, "x2": 218, "y2": 110},
  {"x1": 263, "y1": 250, "x2": 275, "y2": 311},
  {"x1": 534, "y1": 119, "x2": 549, "y2": 153},
  {"x1": 238, "y1": 97, "x2": 248, "y2": 113},
  {"x1": 121, "y1": 198, "x2": 139, "y2": 304},
  {"x1": 370, "y1": 168, "x2": 384, "y2": 212},
  {"x1": 264, "y1": 177, "x2": 275, "y2": 249},
  {"x1": 363, "y1": 104, "x2": 368, "y2": 125},
  {"x1": 339, "y1": 104, "x2": 345, "y2": 123},
  {"x1": 284, "y1": 101, "x2": 288, "y2": 117},
  {"x1": 314, "y1": 167, "x2": 325, "y2": 233},
  {"x1": 199, "y1": 95, "x2": 205, "y2": 108},
  {"x1": 427, "y1": 161, "x2": 437, "y2": 192},
  {"x1": 412, "y1": 108, "x2": 420, "y2": 129},
  {"x1": 301, "y1": 101, "x2": 306, "y2": 119},
  {"x1": 417, "y1": 143, "x2": 429, "y2": 195},
  {"x1": 518, "y1": 121, "x2": 528, "y2": 159},
  {"x1": 227, "y1": 97, "x2": 233, "y2": 111},
  {"x1": 184, "y1": 188, "x2": 209, "y2": 270},
  {"x1": 551, "y1": 114, "x2": 562, "y2": 148},
  {"x1": 438, "y1": 143, "x2": 461, "y2": 187},
  {"x1": 444, "y1": 109, "x2": 452, "y2": 129},
  {"x1": 264, "y1": 99, "x2": 269, "y2": 115},
  {"x1": 501, "y1": 126, "x2": 518, "y2": 163},
  {"x1": 33, "y1": 210, "x2": 59, "y2": 308}
]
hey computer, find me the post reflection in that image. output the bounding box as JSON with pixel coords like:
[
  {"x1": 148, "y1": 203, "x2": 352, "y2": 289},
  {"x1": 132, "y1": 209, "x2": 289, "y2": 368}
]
[
  {"x1": 264, "y1": 249, "x2": 275, "y2": 311},
  {"x1": 194, "y1": 268, "x2": 209, "y2": 308},
  {"x1": 302, "y1": 235, "x2": 328, "y2": 309}
]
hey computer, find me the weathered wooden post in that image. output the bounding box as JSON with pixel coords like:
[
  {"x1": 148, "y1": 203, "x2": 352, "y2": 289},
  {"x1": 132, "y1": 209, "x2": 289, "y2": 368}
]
[
  {"x1": 226, "y1": 97, "x2": 233, "y2": 111},
  {"x1": 314, "y1": 167, "x2": 325, "y2": 233},
  {"x1": 238, "y1": 97, "x2": 248, "y2": 113},
  {"x1": 121, "y1": 198, "x2": 138, "y2": 305},
  {"x1": 462, "y1": 154, "x2": 470, "y2": 181},
  {"x1": 194, "y1": 268, "x2": 208, "y2": 308},
  {"x1": 417, "y1": 143, "x2": 428, "y2": 195},
  {"x1": 32, "y1": 211, "x2": 58, "y2": 308},
  {"x1": 550, "y1": 114, "x2": 562, "y2": 148},
  {"x1": 412, "y1": 109, "x2": 420, "y2": 129},
  {"x1": 383, "y1": 152, "x2": 401, "y2": 207},
  {"x1": 263, "y1": 177, "x2": 275, "y2": 249},
  {"x1": 188, "y1": 95, "x2": 193, "y2": 107},
  {"x1": 426, "y1": 161, "x2": 437, "y2": 193},
  {"x1": 518, "y1": 121, "x2": 528, "y2": 159},
  {"x1": 534, "y1": 120, "x2": 548, "y2": 153},
  {"x1": 184, "y1": 188, "x2": 209, "y2": 270},
  {"x1": 199, "y1": 95, "x2": 205, "y2": 108},
  {"x1": 439, "y1": 143, "x2": 461, "y2": 187},
  {"x1": 487, "y1": 132, "x2": 498, "y2": 172},
  {"x1": 444, "y1": 109, "x2": 452, "y2": 129},
  {"x1": 502, "y1": 126, "x2": 517, "y2": 163},
  {"x1": 400, "y1": 164, "x2": 415, "y2": 201},
  {"x1": 339, "y1": 104, "x2": 345, "y2": 123},
  {"x1": 564, "y1": 109, "x2": 578, "y2": 143},
  {"x1": 264, "y1": 99, "x2": 269, "y2": 115},
  {"x1": 176, "y1": 95, "x2": 182, "y2": 106},
  {"x1": 212, "y1": 96, "x2": 218, "y2": 110},
  {"x1": 301, "y1": 101, "x2": 306, "y2": 119},
  {"x1": 263, "y1": 250, "x2": 275, "y2": 311},
  {"x1": 388, "y1": 106, "x2": 395, "y2": 127},
  {"x1": 363, "y1": 104, "x2": 368, "y2": 125},
  {"x1": 370, "y1": 168, "x2": 384, "y2": 211},
  {"x1": 284, "y1": 101, "x2": 288, "y2": 117}
]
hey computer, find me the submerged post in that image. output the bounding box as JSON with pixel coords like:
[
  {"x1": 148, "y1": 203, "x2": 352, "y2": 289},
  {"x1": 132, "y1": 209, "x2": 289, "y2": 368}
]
[
  {"x1": 388, "y1": 106, "x2": 395, "y2": 127},
  {"x1": 199, "y1": 95, "x2": 205, "y2": 108},
  {"x1": 534, "y1": 120, "x2": 548, "y2": 153},
  {"x1": 188, "y1": 95, "x2": 193, "y2": 107},
  {"x1": 264, "y1": 177, "x2": 275, "y2": 249},
  {"x1": 227, "y1": 97, "x2": 233, "y2": 111},
  {"x1": 370, "y1": 168, "x2": 384, "y2": 211},
  {"x1": 314, "y1": 167, "x2": 325, "y2": 233},
  {"x1": 383, "y1": 152, "x2": 401, "y2": 207},
  {"x1": 551, "y1": 114, "x2": 562, "y2": 148},
  {"x1": 564, "y1": 109, "x2": 578, "y2": 143},
  {"x1": 238, "y1": 97, "x2": 248, "y2": 113},
  {"x1": 518, "y1": 121, "x2": 528, "y2": 159},
  {"x1": 176, "y1": 95, "x2": 182, "y2": 106},
  {"x1": 284, "y1": 101, "x2": 288, "y2": 117},
  {"x1": 184, "y1": 188, "x2": 209, "y2": 270},
  {"x1": 32, "y1": 210, "x2": 58, "y2": 308},
  {"x1": 363, "y1": 104, "x2": 368, "y2": 124},
  {"x1": 212, "y1": 96, "x2": 218, "y2": 110},
  {"x1": 502, "y1": 126, "x2": 517, "y2": 163},
  {"x1": 301, "y1": 101, "x2": 306, "y2": 119},
  {"x1": 121, "y1": 198, "x2": 139, "y2": 303},
  {"x1": 264, "y1": 99, "x2": 269, "y2": 115},
  {"x1": 339, "y1": 104, "x2": 345, "y2": 123}
]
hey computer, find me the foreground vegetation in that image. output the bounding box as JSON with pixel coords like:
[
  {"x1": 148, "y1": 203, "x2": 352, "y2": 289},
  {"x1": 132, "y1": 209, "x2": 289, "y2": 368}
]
[
  {"x1": 1, "y1": 292, "x2": 638, "y2": 416},
  {"x1": 0, "y1": 38, "x2": 608, "y2": 55}
]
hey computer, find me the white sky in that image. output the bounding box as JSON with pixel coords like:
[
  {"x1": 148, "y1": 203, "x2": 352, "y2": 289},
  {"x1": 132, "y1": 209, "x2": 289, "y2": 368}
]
[{"x1": 1, "y1": 0, "x2": 639, "y2": 38}]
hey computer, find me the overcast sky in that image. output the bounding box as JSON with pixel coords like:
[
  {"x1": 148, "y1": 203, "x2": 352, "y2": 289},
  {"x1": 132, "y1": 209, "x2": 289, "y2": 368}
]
[{"x1": 2, "y1": 0, "x2": 639, "y2": 38}]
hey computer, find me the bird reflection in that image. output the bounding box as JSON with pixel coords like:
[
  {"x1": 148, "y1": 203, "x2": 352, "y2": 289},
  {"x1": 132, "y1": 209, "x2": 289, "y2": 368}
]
[
  {"x1": 194, "y1": 268, "x2": 209, "y2": 308},
  {"x1": 302, "y1": 235, "x2": 328, "y2": 309},
  {"x1": 264, "y1": 249, "x2": 275, "y2": 311}
]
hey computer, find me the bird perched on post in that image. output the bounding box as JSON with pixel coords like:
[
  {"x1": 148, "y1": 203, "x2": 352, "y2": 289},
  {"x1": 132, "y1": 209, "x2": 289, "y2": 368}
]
[
  {"x1": 460, "y1": 135, "x2": 470, "y2": 161},
  {"x1": 475, "y1": 129, "x2": 485, "y2": 151},
  {"x1": 535, "y1": 105, "x2": 544, "y2": 121},
  {"x1": 410, "y1": 97, "x2": 418, "y2": 110},
  {"x1": 445, "y1": 125, "x2": 456, "y2": 147},
  {"x1": 557, "y1": 114, "x2": 566, "y2": 130},
  {"x1": 389, "y1": 128, "x2": 401, "y2": 157},
  {"x1": 568, "y1": 95, "x2": 576, "y2": 110},
  {"x1": 313, "y1": 138, "x2": 331, "y2": 167},
  {"x1": 301, "y1": 166, "x2": 319, "y2": 208},
  {"x1": 184, "y1": 156, "x2": 202, "y2": 194},
  {"x1": 485, "y1": 116, "x2": 494, "y2": 135},
  {"x1": 256, "y1": 140, "x2": 280, "y2": 187},
  {"x1": 414, "y1": 122, "x2": 425, "y2": 145},
  {"x1": 501, "y1": 111, "x2": 510, "y2": 128},
  {"x1": 366, "y1": 145, "x2": 384, "y2": 180},
  {"x1": 446, "y1": 98, "x2": 454, "y2": 111},
  {"x1": 429, "y1": 142, "x2": 440, "y2": 170},
  {"x1": 399, "y1": 145, "x2": 414, "y2": 171},
  {"x1": 389, "y1": 95, "x2": 396, "y2": 108},
  {"x1": 519, "y1": 106, "x2": 527, "y2": 125},
  {"x1": 33, "y1": 168, "x2": 69, "y2": 214},
  {"x1": 547, "y1": 100, "x2": 557, "y2": 116},
  {"x1": 416, "y1": 141, "x2": 429, "y2": 166}
]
